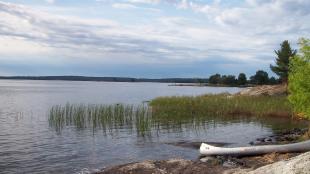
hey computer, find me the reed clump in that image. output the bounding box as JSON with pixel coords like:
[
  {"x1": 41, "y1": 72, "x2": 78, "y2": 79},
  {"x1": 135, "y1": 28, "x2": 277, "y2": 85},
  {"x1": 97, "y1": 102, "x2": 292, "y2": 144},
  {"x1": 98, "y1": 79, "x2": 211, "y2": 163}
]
[{"x1": 48, "y1": 103, "x2": 151, "y2": 135}]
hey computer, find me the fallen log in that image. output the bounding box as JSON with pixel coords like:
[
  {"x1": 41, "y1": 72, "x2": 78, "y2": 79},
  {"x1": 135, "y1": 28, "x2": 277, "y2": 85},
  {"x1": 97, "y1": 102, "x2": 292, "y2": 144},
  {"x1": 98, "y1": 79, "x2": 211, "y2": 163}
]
[{"x1": 200, "y1": 140, "x2": 310, "y2": 156}]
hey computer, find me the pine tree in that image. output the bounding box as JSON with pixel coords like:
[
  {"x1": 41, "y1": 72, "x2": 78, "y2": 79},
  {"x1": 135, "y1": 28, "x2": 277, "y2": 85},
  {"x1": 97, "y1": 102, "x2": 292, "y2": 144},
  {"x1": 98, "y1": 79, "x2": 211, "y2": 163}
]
[{"x1": 270, "y1": 40, "x2": 297, "y2": 83}]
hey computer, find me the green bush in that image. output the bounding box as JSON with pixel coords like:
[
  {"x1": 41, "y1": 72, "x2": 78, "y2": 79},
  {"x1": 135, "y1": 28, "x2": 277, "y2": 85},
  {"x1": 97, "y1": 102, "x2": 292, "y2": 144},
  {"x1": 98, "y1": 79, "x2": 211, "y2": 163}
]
[{"x1": 288, "y1": 38, "x2": 310, "y2": 118}]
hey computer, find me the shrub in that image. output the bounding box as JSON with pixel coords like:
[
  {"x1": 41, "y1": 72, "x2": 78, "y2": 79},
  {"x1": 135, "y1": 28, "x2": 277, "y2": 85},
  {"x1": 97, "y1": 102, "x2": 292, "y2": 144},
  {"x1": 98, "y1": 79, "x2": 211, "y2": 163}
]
[{"x1": 288, "y1": 38, "x2": 310, "y2": 118}]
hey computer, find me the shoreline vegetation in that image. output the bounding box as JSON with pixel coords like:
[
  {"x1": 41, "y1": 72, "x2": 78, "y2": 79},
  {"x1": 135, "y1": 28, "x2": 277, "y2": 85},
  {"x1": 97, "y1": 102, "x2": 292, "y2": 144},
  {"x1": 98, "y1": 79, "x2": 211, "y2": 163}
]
[
  {"x1": 48, "y1": 85, "x2": 302, "y2": 137},
  {"x1": 149, "y1": 94, "x2": 292, "y2": 118}
]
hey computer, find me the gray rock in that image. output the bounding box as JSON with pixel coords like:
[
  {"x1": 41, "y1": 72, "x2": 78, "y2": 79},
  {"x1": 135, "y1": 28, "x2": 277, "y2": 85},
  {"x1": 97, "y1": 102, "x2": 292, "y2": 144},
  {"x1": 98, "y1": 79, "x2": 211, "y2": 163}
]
[
  {"x1": 223, "y1": 160, "x2": 238, "y2": 168},
  {"x1": 234, "y1": 152, "x2": 310, "y2": 174},
  {"x1": 200, "y1": 156, "x2": 216, "y2": 163}
]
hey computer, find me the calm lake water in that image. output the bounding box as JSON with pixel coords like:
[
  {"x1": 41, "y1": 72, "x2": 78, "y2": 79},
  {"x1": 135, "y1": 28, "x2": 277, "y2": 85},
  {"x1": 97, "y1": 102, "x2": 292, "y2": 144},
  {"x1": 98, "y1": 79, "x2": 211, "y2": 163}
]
[{"x1": 0, "y1": 80, "x2": 305, "y2": 174}]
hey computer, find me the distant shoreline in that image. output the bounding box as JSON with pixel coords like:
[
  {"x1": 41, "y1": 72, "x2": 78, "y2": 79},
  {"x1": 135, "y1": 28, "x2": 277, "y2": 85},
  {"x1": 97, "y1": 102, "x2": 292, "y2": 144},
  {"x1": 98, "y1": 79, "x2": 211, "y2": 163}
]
[
  {"x1": 0, "y1": 76, "x2": 208, "y2": 84},
  {"x1": 0, "y1": 76, "x2": 264, "y2": 87}
]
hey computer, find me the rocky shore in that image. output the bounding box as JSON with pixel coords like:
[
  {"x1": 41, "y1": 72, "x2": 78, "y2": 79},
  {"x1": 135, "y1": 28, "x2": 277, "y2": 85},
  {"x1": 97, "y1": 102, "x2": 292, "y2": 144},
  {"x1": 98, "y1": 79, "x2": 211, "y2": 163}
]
[
  {"x1": 96, "y1": 128, "x2": 309, "y2": 174},
  {"x1": 95, "y1": 152, "x2": 304, "y2": 174},
  {"x1": 235, "y1": 151, "x2": 310, "y2": 174}
]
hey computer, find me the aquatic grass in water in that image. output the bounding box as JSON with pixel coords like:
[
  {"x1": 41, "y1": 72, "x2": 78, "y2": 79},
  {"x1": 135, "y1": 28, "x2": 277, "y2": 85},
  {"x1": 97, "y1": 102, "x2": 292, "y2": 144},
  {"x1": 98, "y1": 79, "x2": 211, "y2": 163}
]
[
  {"x1": 48, "y1": 94, "x2": 296, "y2": 136},
  {"x1": 48, "y1": 103, "x2": 152, "y2": 135}
]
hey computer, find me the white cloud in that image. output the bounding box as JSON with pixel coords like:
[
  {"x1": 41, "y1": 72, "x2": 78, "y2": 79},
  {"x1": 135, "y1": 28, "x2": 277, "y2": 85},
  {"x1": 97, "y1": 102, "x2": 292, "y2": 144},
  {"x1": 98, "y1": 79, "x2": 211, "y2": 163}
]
[
  {"x1": 0, "y1": 0, "x2": 309, "y2": 70},
  {"x1": 125, "y1": 0, "x2": 161, "y2": 4},
  {"x1": 111, "y1": 2, "x2": 160, "y2": 12},
  {"x1": 176, "y1": 0, "x2": 188, "y2": 9},
  {"x1": 112, "y1": 3, "x2": 137, "y2": 9},
  {"x1": 189, "y1": 0, "x2": 310, "y2": 31},
  {"x1": 0, "y1": 1, "x2": 195, "y2": 64},
  {"x1": 45, "y1": 0, "x2": 55, "y2": 4},
  {"x1": 0, "y1": 36, "x2": 51, "y2": 57}
]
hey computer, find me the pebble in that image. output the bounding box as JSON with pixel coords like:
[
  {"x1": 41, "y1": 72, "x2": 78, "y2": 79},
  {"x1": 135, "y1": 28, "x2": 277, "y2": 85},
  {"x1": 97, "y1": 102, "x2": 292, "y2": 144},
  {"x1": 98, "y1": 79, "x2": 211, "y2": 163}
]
[
  {"x1": 200, "y1": 156, "x2": 216, "y2": 163},
  {"x1": 223, "y1": 160, "x2": 238, "y2": 168}
]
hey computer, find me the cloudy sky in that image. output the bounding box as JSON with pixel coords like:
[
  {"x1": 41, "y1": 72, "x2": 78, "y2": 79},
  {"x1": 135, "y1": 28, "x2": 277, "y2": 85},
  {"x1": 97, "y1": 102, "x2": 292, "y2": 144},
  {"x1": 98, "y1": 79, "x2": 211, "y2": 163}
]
[{"x1": 0, "y1": 0, "x2": 309, "y2": 77}]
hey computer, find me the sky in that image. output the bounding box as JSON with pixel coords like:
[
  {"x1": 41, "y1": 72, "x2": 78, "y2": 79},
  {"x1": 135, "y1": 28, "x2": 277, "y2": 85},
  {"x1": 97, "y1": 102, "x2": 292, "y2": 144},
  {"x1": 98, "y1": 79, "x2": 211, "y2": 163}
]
[{"x1": 0, "y1": 0, "x2": 309, "y2": 78}]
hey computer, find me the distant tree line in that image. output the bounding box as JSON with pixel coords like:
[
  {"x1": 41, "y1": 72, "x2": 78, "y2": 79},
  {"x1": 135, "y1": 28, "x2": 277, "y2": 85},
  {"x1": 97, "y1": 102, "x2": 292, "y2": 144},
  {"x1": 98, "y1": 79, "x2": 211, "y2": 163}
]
[
  {"x1": 0, "y1": 76, "x2": 208, "y2": 84},
  {"x1": 208, "y1": 71, "x2": 280, "y2": 86}
]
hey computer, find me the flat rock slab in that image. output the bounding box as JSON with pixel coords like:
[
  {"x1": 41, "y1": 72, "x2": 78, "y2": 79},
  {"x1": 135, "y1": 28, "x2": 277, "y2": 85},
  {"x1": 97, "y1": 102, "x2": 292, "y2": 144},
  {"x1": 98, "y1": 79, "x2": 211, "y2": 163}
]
[
  {"x1": 235, "y1": 152, "x2": 310, "y2": 174},
  {"x1": 96, "y1": 152, "x2": 302, "y2": 174},
  {"x1": 96, "y1": 159, "x2": 228, "y2": 174}
]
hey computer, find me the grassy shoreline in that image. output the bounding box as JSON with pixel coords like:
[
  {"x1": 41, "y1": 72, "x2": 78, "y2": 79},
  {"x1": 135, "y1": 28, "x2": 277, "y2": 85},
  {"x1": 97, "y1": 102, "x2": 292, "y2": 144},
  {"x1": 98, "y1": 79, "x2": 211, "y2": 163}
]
[
  {"x1": 150, "y1": 94, "x2": 293, "y2": 118},
  {"x1": 48, "y1": 94, "x2": 299, "y2": 136}
]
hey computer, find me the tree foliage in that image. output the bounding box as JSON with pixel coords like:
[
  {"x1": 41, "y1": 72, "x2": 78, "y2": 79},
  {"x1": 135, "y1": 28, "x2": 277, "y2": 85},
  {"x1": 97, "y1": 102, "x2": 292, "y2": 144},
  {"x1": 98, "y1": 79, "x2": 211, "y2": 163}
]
[
  {"x1": 220, "y1": 75, "x2": 236, "y2": 85},
  {"x1": 208, "y1": 72, "x2": 279, "y2": 86},
  {"x1": 288, "y1": 38, "x2": 310, "y2": 118},
  {"x1": 268, "y1": 77, "x2": 279, "y2": 85},
  {"x1": 208, "y1": 74, "x2": 237, "y2": 85},
  {"x1": 209, "y1": 74, "x2": 221, "y2": 84},
  {"x1": 237, "y1": 73, "x2": 247, "y2": 85},
  {"x1": 270, "y1": 40, "x2": 297, "y2": 83},
  {"x1": 250, "y1": 70, "x2": 269, "y2": 85}
]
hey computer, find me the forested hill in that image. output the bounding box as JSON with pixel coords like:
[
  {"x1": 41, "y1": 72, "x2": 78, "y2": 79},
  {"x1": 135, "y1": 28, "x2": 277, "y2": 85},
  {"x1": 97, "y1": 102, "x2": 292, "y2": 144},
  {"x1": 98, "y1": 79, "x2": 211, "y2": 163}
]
[{"x1": 0, "y1": 76, "x2": 208, "y2": 83}]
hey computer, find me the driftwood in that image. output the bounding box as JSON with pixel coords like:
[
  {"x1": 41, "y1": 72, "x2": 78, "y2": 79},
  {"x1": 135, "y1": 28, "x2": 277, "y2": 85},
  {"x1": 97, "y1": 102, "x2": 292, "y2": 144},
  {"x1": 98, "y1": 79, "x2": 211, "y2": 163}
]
[{"x1": 200, "y1": 140, "x2": 310, "y2": 156}]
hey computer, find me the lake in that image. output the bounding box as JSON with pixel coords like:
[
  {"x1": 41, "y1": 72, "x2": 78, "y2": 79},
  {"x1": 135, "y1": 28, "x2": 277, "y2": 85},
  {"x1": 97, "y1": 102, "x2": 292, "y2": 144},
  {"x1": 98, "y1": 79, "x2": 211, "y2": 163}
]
[{"x1": 0, "y1": 80, "x2": 304, "y2": 174}]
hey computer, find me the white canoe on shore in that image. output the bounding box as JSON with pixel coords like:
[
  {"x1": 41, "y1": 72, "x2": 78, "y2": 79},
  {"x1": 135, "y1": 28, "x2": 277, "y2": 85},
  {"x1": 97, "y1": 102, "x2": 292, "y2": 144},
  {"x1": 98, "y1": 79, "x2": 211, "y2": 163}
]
[{"x1": 200, "y1": 140, "x2": 310, "y2": 156}]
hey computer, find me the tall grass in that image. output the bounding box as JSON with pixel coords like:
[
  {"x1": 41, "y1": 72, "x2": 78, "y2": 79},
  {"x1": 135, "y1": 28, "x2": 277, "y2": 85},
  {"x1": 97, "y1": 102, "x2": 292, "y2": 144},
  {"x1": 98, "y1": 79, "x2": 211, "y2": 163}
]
[
  {"x1": 48, "y1": 94, "x2": 298, "y2": 136},
  {"x1": 150, "y1": 94, "x2": 293, "y2": 119},
  {"x1": 48, "y1": 103, "x2": 152, "y2": 135}
]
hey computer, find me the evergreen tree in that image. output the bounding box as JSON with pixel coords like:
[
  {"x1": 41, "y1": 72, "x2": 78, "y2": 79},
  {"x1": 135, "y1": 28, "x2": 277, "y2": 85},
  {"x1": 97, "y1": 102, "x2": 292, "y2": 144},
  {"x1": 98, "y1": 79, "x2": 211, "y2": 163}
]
[
  {"x1": 268, "y1": 76, "x2": 279, "y2": 85},
  {"x1": 270, "y1": 40, "x2": 297, "y2": 83},
  {"x1": 237, "y1": 73, "x2": 247, "y2": 85}
]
